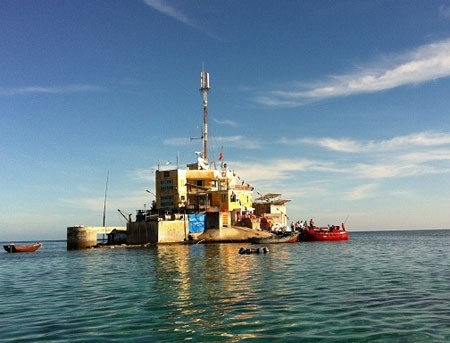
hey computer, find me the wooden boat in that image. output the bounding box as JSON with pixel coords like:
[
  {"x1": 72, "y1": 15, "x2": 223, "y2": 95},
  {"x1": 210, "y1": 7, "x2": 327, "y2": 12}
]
[
  {"x1": 3, "y1": 242, "x2": 42, "y2": 253},
  {"x1": 249, "y1": 232, "x2": 299, "y2": 244},
  {"x1": 299, "y1": 228, "x2": 349, "y2": 242}
]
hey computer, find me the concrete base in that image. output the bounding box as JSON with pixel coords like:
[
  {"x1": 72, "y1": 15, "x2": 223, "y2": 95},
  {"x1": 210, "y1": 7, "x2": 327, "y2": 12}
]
[
  {"x1": 67, "y1": 226, "x2": 126, "y2": 250},
  {"x1": 126, "y1": 220, "x2": 188, "y2": 244},
  {"x1": 67, "y1": 226, "x2": 97, "y2": 250}
]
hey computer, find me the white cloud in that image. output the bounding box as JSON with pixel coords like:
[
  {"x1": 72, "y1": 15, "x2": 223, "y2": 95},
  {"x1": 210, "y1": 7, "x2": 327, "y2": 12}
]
[
  {"x1": 400, "y1": 149, "x2": 450, "y2": 163},
  {"x1": 293, "y1": 131, "x2": 450, "y2": 153},
  {"x1": 231, "y1": 158, "x2": 337, "y2": 183},
  {"x1": 342, "y1": 183, "x2": 378, "y2": 200},
  {"x1": 291, "y1": 137, "x2": 364, "y2": 153},
  {"x1": 354, "y1": 161, "x2": 450, "y2": 179},
  {"x1": 256, "y1": 38, "x2": 450, "y2": 107},
  {"x1": 142, "y1": 0, "x2": 219, "y2": 39},
  {"x1": 143, "y1": 0, "x2": 198, "y2": 28},
  {"x1": 213, "y1": 118, "x2": 239, "y2": 127},
  {"x1": 0, "y1": 84, "x2": 103, "y2": 96},
  {"x1": 241, "y1": 131, "x2": 450, "y2": 182},
  {"x1": 133, "y1": 168, "x2": 155, "y2": 182},
  {"x1": 216, "y1": 135, "x2": 262, "y2": 149}
]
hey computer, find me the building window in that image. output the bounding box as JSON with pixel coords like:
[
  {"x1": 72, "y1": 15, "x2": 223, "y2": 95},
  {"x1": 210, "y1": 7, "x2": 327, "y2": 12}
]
[
  {"x1": 161, "y1": 195, "x2": 174, "y2": 207},
  {"x1": 160, "y1": 179, "x2": 173, "y2": 193}
]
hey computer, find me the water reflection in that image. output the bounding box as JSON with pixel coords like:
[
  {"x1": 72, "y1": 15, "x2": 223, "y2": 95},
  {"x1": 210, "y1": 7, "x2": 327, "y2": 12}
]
[
  {"x1": 3, "y1": 233, "x2": 449, "y2": 341},
  {"x1": 152, "y1": 243, "x2": 287, "y2": 338}
]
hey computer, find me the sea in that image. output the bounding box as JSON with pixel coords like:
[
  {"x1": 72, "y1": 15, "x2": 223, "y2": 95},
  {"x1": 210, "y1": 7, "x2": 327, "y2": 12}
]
[{"x1": 1, "y1": 230, "x2": 449, "y2": 342}]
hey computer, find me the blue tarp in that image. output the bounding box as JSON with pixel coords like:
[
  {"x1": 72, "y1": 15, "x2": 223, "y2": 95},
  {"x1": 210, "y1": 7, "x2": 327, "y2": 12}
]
[{"x1": 188, "y1": 214, "x2": 205, "y2": 233}]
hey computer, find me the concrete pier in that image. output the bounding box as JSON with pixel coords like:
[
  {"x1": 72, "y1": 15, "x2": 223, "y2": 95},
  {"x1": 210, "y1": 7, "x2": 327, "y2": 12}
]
[
  {"x1": 67, "y1": 226, "x2": 125, "y2": 250},
  {"x1": 67, "y1": 221, "x2": 270, "y2": 249}
]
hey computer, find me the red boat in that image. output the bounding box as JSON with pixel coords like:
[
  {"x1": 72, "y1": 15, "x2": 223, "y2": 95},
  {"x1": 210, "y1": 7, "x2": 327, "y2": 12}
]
[
  {"x1": 3, "y1": 242, "x2": 42, "y2": 253},
  {"x1": 300, "y1": 228, "x2": 349, "y2": 241}
]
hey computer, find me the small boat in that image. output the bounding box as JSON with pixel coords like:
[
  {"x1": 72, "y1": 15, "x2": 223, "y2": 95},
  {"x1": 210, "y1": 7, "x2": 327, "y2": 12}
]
[
  {"x1": 249, "y1": 232, "x2": 299, "y2": 244},
  {"x1": 299, "y1": 228, "x2": 349, "y2": 242},
  {"x1": 3, "y1": 242, "x2": 42, "y2": 253}
]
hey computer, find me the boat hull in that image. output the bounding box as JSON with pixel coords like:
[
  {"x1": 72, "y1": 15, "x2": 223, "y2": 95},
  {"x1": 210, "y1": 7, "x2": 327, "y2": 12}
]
[
  {"x1": 3, "y1": 243, "x2": 42, "y2": 253},
  {"x1": 249, "y1": 232, "x2": 299, "y2": 244},
  {"x1": 300, "y1": 230, "x2": 348, "y2": 242}
]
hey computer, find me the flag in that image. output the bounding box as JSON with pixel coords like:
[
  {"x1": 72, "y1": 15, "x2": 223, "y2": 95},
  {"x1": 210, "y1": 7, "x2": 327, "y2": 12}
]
[{"x1": 219, "y1": 151, "x2": 223, "y2": 161}]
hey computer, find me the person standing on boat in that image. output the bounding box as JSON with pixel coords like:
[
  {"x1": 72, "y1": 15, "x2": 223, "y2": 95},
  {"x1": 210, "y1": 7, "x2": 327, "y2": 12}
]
[{"x1": 309, "y1": 218, "x2": 315, "y2": 229}]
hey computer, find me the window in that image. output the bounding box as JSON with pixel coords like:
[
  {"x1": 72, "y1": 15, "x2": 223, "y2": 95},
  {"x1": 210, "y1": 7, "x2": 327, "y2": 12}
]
[
  {"x1": 160, "y1": 179, "x2": 174, "y2": 192},
  {"x1": 161, "y1": 195, "x2": 174, "y2": 207}
]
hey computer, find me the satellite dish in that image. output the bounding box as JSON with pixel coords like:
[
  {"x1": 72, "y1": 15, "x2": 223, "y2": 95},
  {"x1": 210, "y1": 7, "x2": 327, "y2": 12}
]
[{"x1": 198, "y1": 156, "x2": 209, "y2": 170}]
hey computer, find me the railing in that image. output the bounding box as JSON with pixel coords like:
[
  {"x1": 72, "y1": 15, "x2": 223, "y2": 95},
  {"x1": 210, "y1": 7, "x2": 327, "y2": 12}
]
[{"x1": 230, "y1": 184, "x2": 254, "y2": 191}]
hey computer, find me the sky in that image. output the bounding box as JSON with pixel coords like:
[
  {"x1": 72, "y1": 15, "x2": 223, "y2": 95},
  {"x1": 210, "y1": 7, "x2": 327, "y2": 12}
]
[{"x1": 2, "y1": 0, "x2": 450, "y2": 240}]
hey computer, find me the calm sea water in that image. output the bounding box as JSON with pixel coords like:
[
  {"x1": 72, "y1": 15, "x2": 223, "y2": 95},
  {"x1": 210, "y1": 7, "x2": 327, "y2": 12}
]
[{"x1": 1, "y1": 230, "x2": 449, "y2": 342}]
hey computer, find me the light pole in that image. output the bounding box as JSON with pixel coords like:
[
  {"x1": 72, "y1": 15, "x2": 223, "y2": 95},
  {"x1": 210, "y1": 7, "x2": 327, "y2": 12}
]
[{"x1": 146, "y1": 190, "x2": 157, "y2": 213}]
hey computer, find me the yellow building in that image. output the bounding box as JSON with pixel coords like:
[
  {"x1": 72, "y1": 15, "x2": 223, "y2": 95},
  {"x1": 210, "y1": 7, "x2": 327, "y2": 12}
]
[{"x1": 155, "y1": 158, "x2": 254, "y2": 228}]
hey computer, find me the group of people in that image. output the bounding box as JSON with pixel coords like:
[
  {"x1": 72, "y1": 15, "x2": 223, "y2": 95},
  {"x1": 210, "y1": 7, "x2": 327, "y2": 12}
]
[
  {"x1": 290, "y1": 218, "x2": 346, "y2": 232},
  {"x1": 290, "y1": 218, "x2": 317, "y2": 231},
  {"x1": 291, "y1": 220, "x2": 308, "y2": 231}
]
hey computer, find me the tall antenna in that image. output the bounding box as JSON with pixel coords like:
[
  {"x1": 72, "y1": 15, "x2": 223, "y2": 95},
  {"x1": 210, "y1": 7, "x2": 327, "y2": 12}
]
[
  {"x1": 102, "y1": 170, "x2": 109, "y2": 243},
  {"x1": 102, "y1": 170, "x2": 109, "y2": 228},
  {"x1": 200, "y1": 69, "x2": 210, "y2": 160}
]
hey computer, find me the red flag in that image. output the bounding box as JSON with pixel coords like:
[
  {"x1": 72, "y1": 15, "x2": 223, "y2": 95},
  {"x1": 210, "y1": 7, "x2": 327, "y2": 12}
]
[{"x1": 219, "y1": 151, "x2": 223, "y2": 161}]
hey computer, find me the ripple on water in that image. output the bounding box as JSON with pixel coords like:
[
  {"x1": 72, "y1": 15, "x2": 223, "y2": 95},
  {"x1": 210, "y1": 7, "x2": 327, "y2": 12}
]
[{"x1": 1, "y1": 232, "x2": 450, "y2": 341}]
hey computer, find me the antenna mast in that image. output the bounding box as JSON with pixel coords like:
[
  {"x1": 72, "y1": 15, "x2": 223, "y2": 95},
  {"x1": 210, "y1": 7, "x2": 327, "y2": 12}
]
[
  {"x1": 102, "y1": 170, "x2": 109, "y2": 228},
  {"x1": 200, "y1": 70, "x2": 210, "y2": 160}
]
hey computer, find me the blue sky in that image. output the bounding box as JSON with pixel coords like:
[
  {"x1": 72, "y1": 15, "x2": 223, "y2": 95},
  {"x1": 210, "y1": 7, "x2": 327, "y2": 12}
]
[{"x1": 2, "y1": 1, "x2": 450, "y2": 240}]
